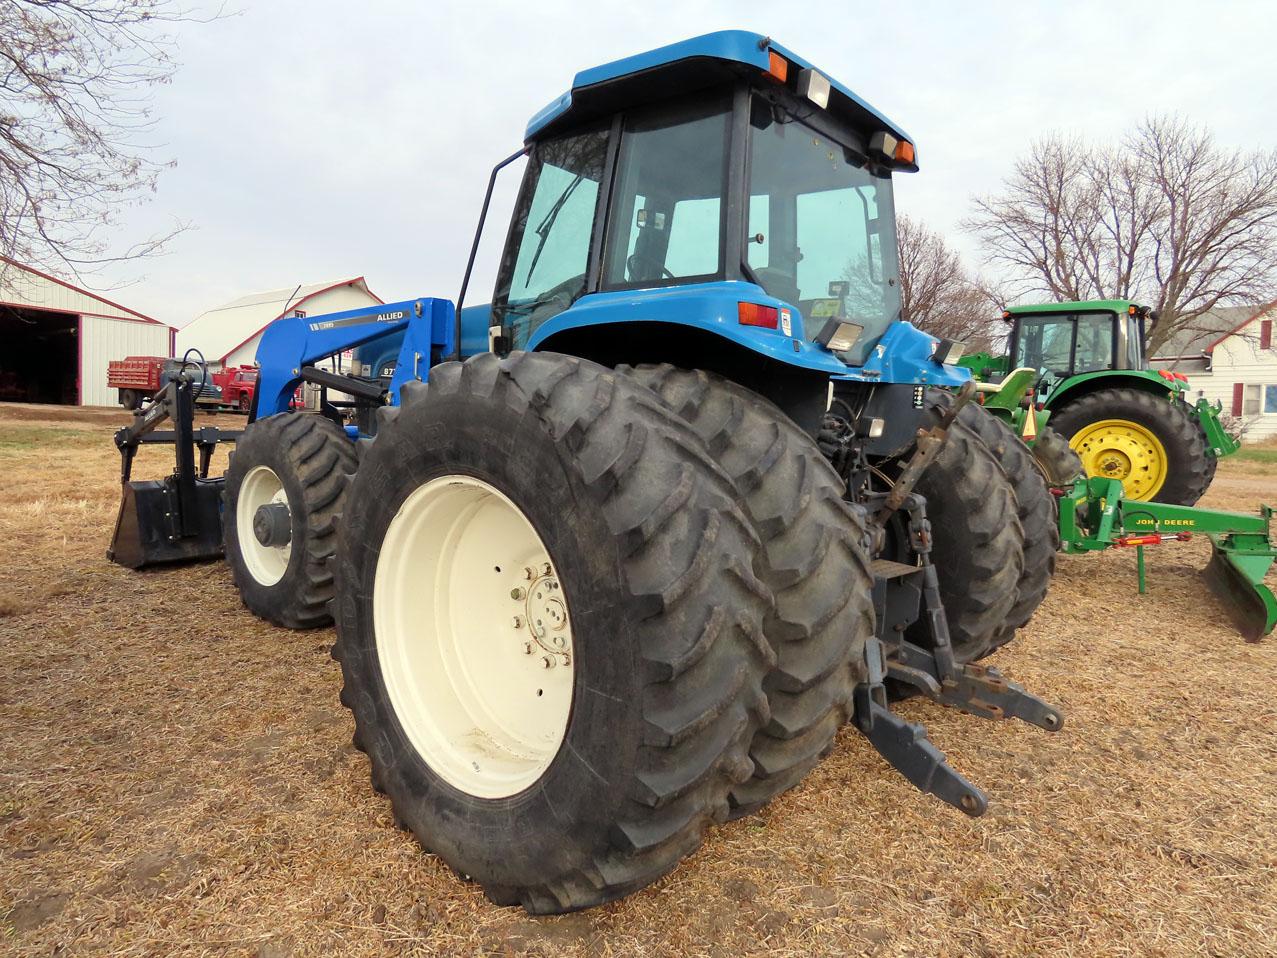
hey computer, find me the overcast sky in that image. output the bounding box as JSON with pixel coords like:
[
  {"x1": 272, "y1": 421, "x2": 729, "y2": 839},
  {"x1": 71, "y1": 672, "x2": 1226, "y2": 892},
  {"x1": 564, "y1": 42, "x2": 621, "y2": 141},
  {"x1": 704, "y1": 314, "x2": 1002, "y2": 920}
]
[{"x1": 100, "y1": 0, "x2": 1277, "y2": 326}]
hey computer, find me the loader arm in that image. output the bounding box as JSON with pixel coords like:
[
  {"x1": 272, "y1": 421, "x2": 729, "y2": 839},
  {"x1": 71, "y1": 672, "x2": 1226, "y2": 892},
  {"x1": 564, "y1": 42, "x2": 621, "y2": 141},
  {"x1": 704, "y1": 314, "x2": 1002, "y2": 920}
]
[{"x1": 252, "y1": 298, "x2": 456, "y2": 419}]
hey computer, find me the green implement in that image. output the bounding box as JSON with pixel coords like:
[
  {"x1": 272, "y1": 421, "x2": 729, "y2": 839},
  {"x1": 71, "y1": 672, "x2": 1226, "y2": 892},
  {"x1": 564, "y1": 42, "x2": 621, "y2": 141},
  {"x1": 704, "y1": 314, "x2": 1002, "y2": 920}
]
[{"x1": 1057, "y1": 475, "x2": 1277, "y2": 641}]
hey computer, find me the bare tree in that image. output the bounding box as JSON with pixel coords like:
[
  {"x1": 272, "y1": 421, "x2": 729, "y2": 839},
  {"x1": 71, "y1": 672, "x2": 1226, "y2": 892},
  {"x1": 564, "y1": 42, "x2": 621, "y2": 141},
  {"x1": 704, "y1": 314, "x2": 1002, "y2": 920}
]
[
  {"x1": 896, "y1": 213, "x2": 1001, "y2": 351},
  {"x1": 966, "y1": 116, "x2": 1277, "y2": 354},
  {"x1": 0, "y1": 0, "x2": 192, "y2": 278}
]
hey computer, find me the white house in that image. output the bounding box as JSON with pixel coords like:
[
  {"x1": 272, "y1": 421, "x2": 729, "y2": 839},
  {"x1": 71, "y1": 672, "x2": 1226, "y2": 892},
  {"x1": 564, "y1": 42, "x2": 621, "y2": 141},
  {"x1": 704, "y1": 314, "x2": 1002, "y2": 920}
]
[
  {"x1": 176, "y1": 277, "x2": 383, "y2": 369},
  {"x1": 0, "y1": 258, "x2": 175, "y2": 406},
  {"x1": 1151, "y1": 303, "x2": 1277, "y2": 443}
]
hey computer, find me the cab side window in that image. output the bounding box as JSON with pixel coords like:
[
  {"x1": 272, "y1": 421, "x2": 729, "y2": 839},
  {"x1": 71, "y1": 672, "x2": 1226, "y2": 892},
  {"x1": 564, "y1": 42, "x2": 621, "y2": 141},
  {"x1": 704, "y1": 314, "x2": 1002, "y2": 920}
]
[{"x1": 603, "y1": 98, "x2": 730, "y2": 287}]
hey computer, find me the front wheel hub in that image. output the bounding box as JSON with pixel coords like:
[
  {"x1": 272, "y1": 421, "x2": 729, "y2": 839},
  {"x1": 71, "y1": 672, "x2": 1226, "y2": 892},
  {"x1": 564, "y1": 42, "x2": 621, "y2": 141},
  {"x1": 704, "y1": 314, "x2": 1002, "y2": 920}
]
[
  {"x1": 253, "y1": 502, "x2": 292, "y2": 547},
  {"x1": 236, "y1": 464, "x2": 294, "y2": 586}
]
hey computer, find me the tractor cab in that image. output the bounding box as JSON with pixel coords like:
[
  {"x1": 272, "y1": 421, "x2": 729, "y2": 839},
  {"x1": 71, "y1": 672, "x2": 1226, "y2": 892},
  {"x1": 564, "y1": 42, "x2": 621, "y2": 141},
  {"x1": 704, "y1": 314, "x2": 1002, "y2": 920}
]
[
  {"x1": 1005, "y1": 300, "x2": 1153, "y2": 384},
  {"x1": 475, "y1": 32, "x2": 962, "y2": 429}
]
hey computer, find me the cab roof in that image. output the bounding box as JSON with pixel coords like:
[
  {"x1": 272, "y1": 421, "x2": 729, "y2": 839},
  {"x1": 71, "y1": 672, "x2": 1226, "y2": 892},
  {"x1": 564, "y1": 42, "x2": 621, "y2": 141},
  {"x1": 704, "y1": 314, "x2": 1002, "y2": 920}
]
[
  {"x1": 1007, "y1": 300, "x2": 1138, "y2": 316},
  {"x1": 524, "y1": 30, "x2": 916, "y2": 167}
]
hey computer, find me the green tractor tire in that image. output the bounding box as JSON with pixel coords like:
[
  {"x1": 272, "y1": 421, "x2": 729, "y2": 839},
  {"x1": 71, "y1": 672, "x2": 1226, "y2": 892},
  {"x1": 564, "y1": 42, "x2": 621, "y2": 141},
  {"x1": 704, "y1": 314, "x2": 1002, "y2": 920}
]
[{"x1": 1048, "y1": 388, "x2": 1210, "y2": 506}]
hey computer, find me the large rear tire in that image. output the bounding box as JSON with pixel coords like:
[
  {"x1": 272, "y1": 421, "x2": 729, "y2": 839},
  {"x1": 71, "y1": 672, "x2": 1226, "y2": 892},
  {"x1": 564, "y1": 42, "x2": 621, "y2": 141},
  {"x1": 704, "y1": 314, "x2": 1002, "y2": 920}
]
[
  {"x1": 1049, "y1": 388, "x2": 1209, "y2": 505},
  {"x1": 333, "y1": 353, "x2": 773, "y2": 914},
  {"x1": 906, "y1": 418, "x2": 1025, "y2": 663},
  {"x1": 223, "y1": 412, "x2": 356, "y2": 629},
  {"x1": 623, "y1": 366, "x2": 873, "y2": 818},
  {"x1": 930, "y1": 393, "x2": 1058, "y2": 654}
]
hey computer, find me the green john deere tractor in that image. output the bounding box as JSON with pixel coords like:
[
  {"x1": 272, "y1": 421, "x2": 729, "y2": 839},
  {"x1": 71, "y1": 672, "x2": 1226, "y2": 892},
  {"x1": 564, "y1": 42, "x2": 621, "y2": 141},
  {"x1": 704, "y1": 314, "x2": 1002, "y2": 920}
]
[{"x1": 960, "y1": 300, "x2": 1239, "y2": 505}]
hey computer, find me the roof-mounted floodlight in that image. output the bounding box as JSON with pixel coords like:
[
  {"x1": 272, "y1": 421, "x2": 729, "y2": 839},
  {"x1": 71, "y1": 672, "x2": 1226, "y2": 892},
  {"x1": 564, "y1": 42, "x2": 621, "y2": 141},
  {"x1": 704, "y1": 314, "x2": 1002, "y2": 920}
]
[{"x1": 796, "y1": 68, "x2": 831, "y2": 109}]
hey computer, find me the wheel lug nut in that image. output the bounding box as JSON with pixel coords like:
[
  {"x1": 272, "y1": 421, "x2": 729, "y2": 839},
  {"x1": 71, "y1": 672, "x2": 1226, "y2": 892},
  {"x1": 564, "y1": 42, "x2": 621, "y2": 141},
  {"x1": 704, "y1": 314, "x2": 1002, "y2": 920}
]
[
  {"x1": 523, "y1": 642, "x2": 535, "y2": 655},
  {"x1": 512, "y1": 616, "x2": 523, "y2": 628},
  {"x1": 542, "y1": 563, "x2": 552, "y2": 576},
  {"x1": 523, "y1": 566, "x2": 536, "y2": 580},
  {"x1": 541, "y1": 655, "x2": 555, "y2": 669},
  {"x1": 510, "y1": 587, "x2": 525, "y2": 600}
]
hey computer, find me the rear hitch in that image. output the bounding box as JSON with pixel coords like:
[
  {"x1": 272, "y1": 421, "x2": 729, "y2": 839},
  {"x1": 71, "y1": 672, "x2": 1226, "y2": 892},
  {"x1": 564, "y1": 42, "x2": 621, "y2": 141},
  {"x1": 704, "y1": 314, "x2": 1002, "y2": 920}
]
[
  {"x1": 854, "y1": 638, "x2": 988, "y2": 817},
  {"x1": 853, "y1": 487, "x2": 1065, "y2": 817},
  {"x1": 889, "y1": 641, "x2": 1064, "y2": 732},
  {"x1": 888, "y1": 540, "x2": 1065, "y2": 733}
]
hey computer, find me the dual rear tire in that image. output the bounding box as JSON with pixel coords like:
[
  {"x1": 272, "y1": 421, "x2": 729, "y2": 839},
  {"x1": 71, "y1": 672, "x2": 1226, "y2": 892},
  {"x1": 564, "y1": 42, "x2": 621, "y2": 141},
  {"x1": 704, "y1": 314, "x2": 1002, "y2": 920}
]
[
  {"x1": 334, "y1": 354, "x2": 786, "y2": 912},
  {"x1": 327, "y1": 354, "x2": 876, "y2": 912}
]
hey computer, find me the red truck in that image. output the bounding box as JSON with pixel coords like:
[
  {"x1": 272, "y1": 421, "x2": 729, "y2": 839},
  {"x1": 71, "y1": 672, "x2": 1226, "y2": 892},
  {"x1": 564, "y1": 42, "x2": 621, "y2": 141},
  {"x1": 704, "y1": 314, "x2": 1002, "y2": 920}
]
[{"x1": 107, "y1": 357, "x2": 257, "y2": 411}]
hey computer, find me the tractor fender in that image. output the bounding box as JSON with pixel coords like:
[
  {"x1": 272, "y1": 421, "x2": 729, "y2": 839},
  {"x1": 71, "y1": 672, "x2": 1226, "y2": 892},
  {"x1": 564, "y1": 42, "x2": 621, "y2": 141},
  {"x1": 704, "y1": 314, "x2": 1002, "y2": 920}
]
[
  {"x1": 525, "y1": 281, "x2": 849, "y2": 376},
  {"x1": 1045, "y1": 369, "x2": 1174, "y2": 411}
]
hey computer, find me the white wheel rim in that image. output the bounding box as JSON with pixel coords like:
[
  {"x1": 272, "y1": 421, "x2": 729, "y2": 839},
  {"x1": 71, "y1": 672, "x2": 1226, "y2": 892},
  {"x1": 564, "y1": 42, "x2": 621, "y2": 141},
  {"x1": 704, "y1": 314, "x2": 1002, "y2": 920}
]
[
  {"x1": 237, "y1": 465, "x2": 292, "y2": 586},
  {"x1": 374, "y1": 475, "x2": 574, "y2": 799}
]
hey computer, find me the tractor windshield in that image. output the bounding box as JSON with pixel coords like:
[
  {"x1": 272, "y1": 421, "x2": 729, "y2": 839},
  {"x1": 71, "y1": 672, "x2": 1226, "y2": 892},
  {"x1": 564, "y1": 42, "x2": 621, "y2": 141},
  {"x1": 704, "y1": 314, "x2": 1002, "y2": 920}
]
[
  {"x1": 746, "y1": 97, "x2": 901, "y2": 364},
  {"x1": 493, "y1": 127, "x2": 611, "y2": 346}
]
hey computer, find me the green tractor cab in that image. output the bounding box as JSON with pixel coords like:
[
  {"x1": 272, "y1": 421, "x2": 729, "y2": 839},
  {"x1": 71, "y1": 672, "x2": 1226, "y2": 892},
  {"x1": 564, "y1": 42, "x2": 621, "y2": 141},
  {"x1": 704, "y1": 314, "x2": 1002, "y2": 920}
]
[{"x1": 961, "y1": 300, "x2": 1239, "y2": 505}]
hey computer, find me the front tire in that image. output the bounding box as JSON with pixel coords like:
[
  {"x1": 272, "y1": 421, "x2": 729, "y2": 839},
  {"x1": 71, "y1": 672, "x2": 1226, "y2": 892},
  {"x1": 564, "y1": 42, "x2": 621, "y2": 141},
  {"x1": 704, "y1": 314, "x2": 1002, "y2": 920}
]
[
  {"x1": 333, "y1": 353, "x2": 773, "y2": 914},
  {"x1": 623, "y1": 366, "x2": 873, "y2": 818},
  {"x1": 1049, "y1": 388, "x2": 1209, "y2": 505},
  {"x1": 223, "y1": 413, "x2": 356, "y2": 628}
]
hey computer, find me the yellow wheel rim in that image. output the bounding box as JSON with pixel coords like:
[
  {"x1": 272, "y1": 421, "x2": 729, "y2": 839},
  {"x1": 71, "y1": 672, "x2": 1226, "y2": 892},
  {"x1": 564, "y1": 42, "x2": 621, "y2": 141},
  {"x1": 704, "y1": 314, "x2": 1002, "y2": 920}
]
[{"x1": 1069, "y1": 419, "x2": 1168, "y2": 501}]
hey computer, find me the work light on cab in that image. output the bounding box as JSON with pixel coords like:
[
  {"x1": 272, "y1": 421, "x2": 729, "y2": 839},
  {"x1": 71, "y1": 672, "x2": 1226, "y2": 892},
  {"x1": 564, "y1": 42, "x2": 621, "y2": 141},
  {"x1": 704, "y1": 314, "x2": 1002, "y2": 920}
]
[{"x1": 815, "y1": 318, "x2": 863, "y2": 353}]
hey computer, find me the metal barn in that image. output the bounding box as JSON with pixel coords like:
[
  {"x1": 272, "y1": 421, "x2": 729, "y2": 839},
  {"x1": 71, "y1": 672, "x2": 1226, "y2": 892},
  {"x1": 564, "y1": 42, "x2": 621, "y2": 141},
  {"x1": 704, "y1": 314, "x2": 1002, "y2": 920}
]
[
  {"x1": 0, "y1": 259, "x2": 174, "y2": 406},
  {"x1": 176, "y1": 278, "x2": 383, "y2": 369}
]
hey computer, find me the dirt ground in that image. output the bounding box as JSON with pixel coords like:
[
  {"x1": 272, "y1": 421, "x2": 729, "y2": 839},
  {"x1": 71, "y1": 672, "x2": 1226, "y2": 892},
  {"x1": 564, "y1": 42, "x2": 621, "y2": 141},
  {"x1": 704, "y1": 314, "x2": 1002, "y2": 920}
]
[{"x1": 1, "y1": 402, "x2": 1275, "y2": 957}]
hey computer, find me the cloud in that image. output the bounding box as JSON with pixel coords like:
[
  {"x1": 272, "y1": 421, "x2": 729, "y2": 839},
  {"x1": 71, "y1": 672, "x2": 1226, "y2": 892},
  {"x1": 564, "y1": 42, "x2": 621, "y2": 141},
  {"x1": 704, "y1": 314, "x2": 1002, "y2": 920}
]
[{"x1": 100, "y1": 0, "x2": 1277, "y2": 325}]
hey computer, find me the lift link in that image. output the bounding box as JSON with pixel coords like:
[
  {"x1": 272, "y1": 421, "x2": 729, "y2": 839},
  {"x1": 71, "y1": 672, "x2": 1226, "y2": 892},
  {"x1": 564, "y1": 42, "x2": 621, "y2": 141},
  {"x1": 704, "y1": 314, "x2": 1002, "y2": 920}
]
[
  {"x1": 853, "y1": 637, "x2": 989, "y2": 817},
  {"x1": 888, "y1": 493, "x2": 1066, "y2": 733}
]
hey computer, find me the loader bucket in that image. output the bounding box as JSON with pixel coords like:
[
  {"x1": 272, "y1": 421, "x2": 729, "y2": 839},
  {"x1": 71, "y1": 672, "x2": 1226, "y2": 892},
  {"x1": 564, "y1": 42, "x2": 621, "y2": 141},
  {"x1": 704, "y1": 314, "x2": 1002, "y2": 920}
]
[
  {"x1": 107, "y1": 477, "x2": 226, "y2": 569},
  {"x1": 1203, "y1": 534, "x2": 1277, "y2": 642}
]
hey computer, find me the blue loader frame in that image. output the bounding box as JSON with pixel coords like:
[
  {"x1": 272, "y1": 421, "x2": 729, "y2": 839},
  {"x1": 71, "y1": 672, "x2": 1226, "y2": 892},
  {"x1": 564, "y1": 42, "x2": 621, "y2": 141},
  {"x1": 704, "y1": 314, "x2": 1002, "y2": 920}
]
[{"x1": 253, "y1": 298, "x2": 455, "y2": 419}]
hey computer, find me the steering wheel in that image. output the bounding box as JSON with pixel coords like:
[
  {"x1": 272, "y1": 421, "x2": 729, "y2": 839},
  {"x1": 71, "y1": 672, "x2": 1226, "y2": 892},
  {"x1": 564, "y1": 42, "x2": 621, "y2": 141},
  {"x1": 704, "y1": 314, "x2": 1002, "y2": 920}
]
[{"x1": 626, "y1": 253, "x2": 674, "y2": 282}]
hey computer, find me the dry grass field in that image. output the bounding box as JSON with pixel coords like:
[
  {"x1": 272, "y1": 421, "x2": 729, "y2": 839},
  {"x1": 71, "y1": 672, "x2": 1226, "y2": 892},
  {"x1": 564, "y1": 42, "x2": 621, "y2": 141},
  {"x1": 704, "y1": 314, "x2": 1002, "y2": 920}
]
[{"x1": 1, "y1": 403, "x2": 1275, "y2": 957}]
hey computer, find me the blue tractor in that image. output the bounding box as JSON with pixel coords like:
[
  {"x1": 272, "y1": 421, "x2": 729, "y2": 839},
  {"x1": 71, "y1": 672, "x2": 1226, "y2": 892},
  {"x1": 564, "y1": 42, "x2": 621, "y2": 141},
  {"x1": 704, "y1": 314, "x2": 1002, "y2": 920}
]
[{"x1": 109, "y1": 32, "x2": 1063, "y2": 913}]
